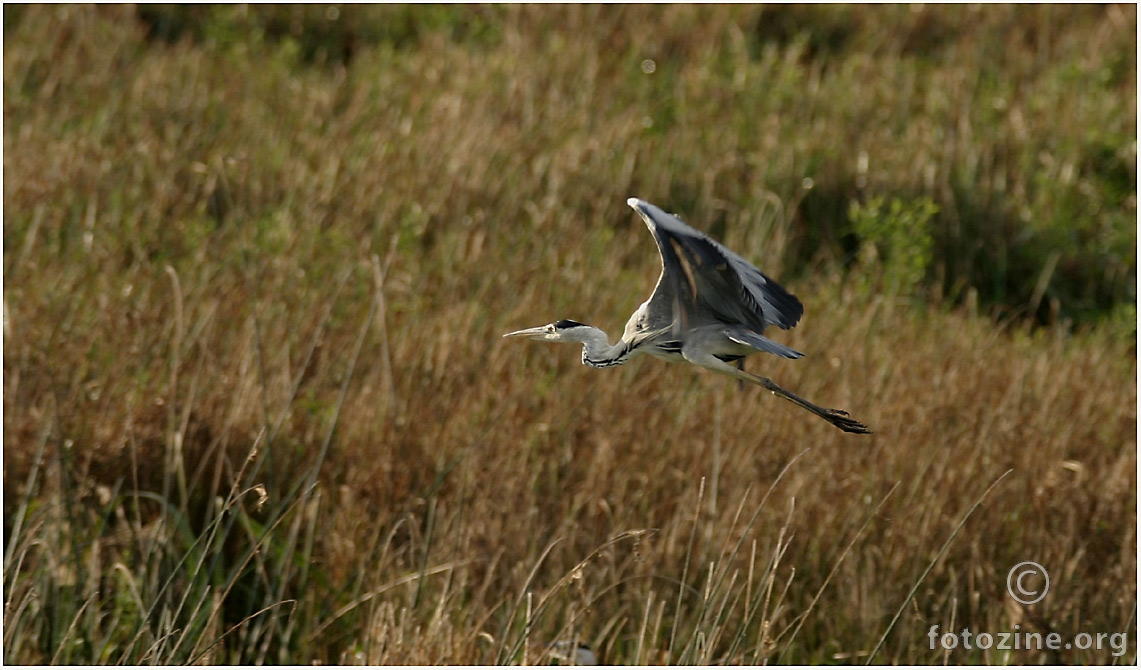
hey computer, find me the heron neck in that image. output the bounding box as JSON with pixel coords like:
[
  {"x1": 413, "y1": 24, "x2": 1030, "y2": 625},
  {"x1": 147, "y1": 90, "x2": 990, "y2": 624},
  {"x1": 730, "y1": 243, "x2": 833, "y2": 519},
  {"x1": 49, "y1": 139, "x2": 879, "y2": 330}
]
[{"x1": 577, "y1": 327, "x2": 631, "y2": 368}]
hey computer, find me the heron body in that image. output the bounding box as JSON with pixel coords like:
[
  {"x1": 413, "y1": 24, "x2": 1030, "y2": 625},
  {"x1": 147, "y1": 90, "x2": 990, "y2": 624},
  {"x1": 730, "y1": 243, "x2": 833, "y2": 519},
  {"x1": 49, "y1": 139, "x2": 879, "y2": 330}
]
[{"x1": 504, "y1": 198, "x2": 870, "y2": 434}]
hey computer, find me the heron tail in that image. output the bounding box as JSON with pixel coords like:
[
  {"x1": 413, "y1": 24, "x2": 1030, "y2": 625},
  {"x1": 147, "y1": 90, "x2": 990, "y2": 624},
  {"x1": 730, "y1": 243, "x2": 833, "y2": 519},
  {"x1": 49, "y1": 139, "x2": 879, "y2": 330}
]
[{"x1": 725, "y1": 328, "x2": 804, "y2": 359}]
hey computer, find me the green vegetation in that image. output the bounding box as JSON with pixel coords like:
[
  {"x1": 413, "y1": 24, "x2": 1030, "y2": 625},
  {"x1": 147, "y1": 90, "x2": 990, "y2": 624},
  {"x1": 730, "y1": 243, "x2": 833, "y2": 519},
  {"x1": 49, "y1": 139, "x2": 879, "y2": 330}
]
[
  {"x1": 4, "y1": 5, "x2": 1135, "y2": 664},
  {"x1": 849, "y1": 196, "x2": 938, "y2": 299}
]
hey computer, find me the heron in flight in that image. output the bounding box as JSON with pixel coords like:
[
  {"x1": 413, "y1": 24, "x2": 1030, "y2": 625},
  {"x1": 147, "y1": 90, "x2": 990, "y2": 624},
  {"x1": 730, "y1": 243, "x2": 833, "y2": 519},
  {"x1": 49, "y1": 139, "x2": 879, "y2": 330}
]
[{"x1": 504, "y1": 198, "x2": 870, "y2": 434}]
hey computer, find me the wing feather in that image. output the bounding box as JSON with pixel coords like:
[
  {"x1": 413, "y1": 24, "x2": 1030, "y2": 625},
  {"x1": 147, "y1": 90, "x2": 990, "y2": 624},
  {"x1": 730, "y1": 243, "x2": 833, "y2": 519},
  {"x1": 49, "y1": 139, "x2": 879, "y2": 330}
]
[{"x1": 628, "y1": 199, "x2": 803, "y2": 334}]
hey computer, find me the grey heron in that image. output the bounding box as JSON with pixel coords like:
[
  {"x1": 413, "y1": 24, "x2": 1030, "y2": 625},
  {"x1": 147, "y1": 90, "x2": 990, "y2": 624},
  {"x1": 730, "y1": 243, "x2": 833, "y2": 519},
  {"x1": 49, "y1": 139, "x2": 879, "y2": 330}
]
[
  {"x1": 504, "y1": 198, "x2": 870, "y2": 434},
  {"x1": 545, "y1": 641, "x2": 598, "y2": 666}
]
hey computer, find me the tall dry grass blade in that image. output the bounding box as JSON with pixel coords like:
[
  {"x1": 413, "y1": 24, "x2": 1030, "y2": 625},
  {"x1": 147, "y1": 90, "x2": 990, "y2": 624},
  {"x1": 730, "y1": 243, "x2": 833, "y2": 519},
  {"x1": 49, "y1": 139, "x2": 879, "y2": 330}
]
[
  {"x1": 219, "y1": 264, "x2": 376, "y2": 634},
  {"x1": 163, "y1": 265, "x2": 189, "y2": 517},
  {"x1": 109, "y1": 561, "x2": 152, "y2": 664},
  {"x1": 776, "y1": 480, "x2": 901, "y2": 662},
  {"x1": 524, "y1": 591, "x2": 533, "y2": 664},
  {"x1": 709, "y1": 390, "x2": 722, "y2": 519},
  {"x1": 497, "y1": 538, "x2": 563, "y2": 665},
  {"x1": 669, "y1": 476, "x2": 705, "y2": 661},
  {"x1": 504, "y1": 529, "x2": 654, "y2": 665},
  {"x1": 183, "y1": 270, "x2": 356, "y2": 660},
  {"x1": 267, "y1": 266, "x2": 354, "y2": 447},
  {"x1": 413, "y1": 496, "x2": 438, "y2": 610},
  {"x1": 2, "y1": 550, "x2": 41, "y2": 662},
  {"x1": 163, "y1": 434, "x2": 266, "y2": 657},
  {"x1": 276, "y1": 489, "x2": 322, "y2": 660},
  {"x1": 636, "y1": 590, "x2": 654, "y2": 665},
  {"x1": 674, "y1": 449, "x2": 810, "y2": 662},
  {"x1": 866, "y1": 469, "x2": 1013, "y2": 664},
  {"x1": 439, "y1": 440, "x2": 475, "y2": 626},
  {"x1": 48, "y1": 592, "x2": 94, "y2": 665},
  {"x1": 236, "y1": 222, "x2": 282, "y2": 492},
  {"x1": 3, "y1": 417, "x2": 51, "y2": 575},
  {"x1": 371, "y1": 245, "x2": 399, "y2": 419},
  {"x1": 188, "y1": 599, "x2": 298, "y2": 666},
  {"x1": 10, "y1": 203, "x2": 43, "y2": 278},
  {"x1": 305, "y1": 262, "x2": 377, "y2": 493},
  {"x1": 190, "y1": 488, "x2": 313, "y2": 662},
  {"x1": 308, "y1": 561, "x2": 470, "y2": 643},
  {"x1": 725, "y1": 501, "x2": 795, "y2": 664}
]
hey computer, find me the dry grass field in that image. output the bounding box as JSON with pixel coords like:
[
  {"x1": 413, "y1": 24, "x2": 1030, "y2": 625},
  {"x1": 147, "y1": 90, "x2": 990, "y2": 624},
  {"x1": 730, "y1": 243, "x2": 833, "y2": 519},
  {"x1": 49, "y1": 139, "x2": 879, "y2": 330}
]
[{"x1": 3, "y1": 5, "x2": 1136, "y2": 664}]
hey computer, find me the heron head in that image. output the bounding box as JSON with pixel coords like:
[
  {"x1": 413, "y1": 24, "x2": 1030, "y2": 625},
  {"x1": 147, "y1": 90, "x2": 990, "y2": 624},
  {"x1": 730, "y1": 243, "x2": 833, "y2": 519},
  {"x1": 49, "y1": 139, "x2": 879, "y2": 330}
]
[{"x1": 502, "y1": 319, "x2": 592, "y2": 343}]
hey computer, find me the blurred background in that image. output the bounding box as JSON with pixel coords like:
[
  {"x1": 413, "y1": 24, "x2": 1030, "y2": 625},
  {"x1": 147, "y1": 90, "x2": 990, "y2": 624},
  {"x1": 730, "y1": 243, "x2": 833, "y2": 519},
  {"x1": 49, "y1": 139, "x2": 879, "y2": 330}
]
[{"x1": 3, "y1": 5, "x2": 1135, "y2": 664}]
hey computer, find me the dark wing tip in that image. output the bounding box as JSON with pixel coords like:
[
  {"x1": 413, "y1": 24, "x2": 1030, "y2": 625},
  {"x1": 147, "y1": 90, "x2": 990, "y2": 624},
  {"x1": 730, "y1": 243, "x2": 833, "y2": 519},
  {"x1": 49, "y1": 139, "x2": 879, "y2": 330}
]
[{"x1": 756, "y1": 274, "x2": 804, "y2": 329}]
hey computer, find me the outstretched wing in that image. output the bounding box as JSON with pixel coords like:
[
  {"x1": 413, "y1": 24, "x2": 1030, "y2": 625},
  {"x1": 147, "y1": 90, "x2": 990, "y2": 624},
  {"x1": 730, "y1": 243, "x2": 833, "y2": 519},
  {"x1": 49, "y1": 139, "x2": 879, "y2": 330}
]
[{"x1": 627, "y1": 198, "x2": 803, "y2": 337}]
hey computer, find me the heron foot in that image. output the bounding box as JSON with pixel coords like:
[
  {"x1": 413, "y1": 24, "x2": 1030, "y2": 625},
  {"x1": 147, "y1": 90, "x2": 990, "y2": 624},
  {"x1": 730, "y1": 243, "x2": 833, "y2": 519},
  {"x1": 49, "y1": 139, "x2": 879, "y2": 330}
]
[{"x1": 824, "y1": 410, "x2": 871, "y2": 434}]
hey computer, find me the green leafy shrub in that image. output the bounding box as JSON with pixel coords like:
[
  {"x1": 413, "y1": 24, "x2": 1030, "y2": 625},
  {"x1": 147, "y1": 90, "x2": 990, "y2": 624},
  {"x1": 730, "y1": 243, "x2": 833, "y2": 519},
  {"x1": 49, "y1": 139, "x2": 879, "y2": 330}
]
[{"x1": 850, "y1": 196, "x2": 939, "y2": 299}]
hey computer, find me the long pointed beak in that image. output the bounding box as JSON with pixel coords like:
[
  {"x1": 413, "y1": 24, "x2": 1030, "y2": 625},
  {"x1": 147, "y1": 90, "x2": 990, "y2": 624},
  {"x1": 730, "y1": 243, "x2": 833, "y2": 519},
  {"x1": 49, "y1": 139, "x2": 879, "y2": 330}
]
[{"x1": 502, "y1": 326, "x2": 548, "y2": 338}]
